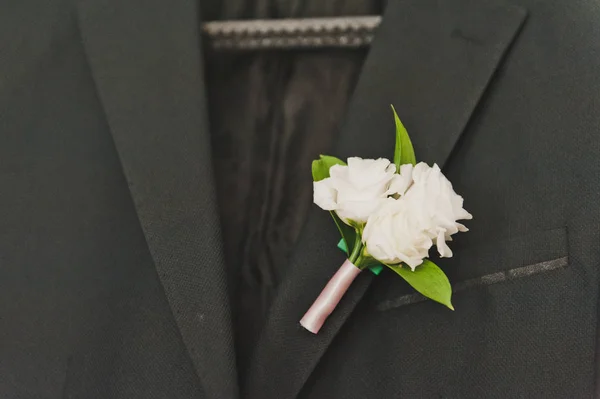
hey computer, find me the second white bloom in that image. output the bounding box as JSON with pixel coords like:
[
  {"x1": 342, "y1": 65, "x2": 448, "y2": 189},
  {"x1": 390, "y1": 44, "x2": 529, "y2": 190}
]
[{"x1": 363, "y1": 162, "x2": 472, "y2": 270}]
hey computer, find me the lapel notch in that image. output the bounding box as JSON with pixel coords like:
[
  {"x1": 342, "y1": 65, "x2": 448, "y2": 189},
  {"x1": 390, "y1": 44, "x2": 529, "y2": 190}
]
[
  {"x1": 244, "y1": 1, "x2": 526, "y2": 398},
  {"x1": 77, "y1": 1, "x2": 239, "y2": 398}
]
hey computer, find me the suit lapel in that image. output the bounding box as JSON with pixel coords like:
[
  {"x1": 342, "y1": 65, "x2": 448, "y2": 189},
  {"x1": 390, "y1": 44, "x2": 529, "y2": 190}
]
[
  {"x1": 244, "y1": 1, "x2": 526, "y2": 398},
  {"x1": 77, "y1": 1, "x2": 239, "y2": 398}
]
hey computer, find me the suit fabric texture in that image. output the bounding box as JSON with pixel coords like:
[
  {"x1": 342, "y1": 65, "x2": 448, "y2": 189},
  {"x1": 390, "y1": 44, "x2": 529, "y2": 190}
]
[{"x1": 1, "y1": 0, "x2": 600, "y2": 398}]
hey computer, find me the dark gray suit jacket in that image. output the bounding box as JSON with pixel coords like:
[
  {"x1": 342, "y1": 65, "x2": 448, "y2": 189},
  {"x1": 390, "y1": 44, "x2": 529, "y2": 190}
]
[{"x1": 1, "y1": 0, "x2": 599, "y2": 398}]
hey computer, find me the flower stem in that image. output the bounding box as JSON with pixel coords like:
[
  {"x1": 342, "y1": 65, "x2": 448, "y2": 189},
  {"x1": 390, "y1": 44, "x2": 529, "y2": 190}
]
[{"x1": 348, "y1": 233, "x2": 363, "y2": 266}]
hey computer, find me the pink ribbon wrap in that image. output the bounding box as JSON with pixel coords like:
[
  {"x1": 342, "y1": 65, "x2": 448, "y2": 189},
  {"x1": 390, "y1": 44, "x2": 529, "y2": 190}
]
[{"x1": 300, "y1": 259, "x2": 362, "y2": 334}]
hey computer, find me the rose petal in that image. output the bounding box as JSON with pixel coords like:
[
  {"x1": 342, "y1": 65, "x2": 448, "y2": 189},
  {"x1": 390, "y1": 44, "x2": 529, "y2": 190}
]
[{"x1": 313, "y1": 179, "x2": 337, "y2": 210}]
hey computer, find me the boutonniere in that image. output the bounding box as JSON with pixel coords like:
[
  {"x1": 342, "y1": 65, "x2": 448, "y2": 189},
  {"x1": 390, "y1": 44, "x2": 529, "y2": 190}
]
[{"x1": 300, "y1": 106, "x2": 473, "y2": 334}]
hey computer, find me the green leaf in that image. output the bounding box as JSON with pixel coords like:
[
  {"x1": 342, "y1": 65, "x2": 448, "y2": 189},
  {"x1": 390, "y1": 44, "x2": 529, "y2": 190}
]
[
  {"x1": 391, "y1": 105, "x2": 417, "y2": 169},
  {"x1": 331, "y1": 211, "x2": 357, "y2": 258},
  {"x1": 386, "y1": 259, "x2": 454, "y2": 310},
  {"x1": 312, "y1": 155, "x2": 346, "y2": 182}
]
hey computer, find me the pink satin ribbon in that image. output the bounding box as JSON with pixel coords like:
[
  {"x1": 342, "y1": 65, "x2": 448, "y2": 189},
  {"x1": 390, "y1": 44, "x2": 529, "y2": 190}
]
[{"x1": 300, "y1": 259, "x2": 362, "y2": 334}]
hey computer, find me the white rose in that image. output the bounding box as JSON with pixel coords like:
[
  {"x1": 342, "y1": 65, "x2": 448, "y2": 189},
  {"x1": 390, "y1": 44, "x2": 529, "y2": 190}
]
[
  {"x1": 403, "y1": 163, "x2": 472, "y2": 258},
  {"x1": 362, "y1": 162, "x2": 472, "y2": 269},
  {"x1": 362, "y1": 198, "x2": 434, "y2": 269},
  {"x1": 313, "y1": 157, "x2": 411, "y2": 225}
]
